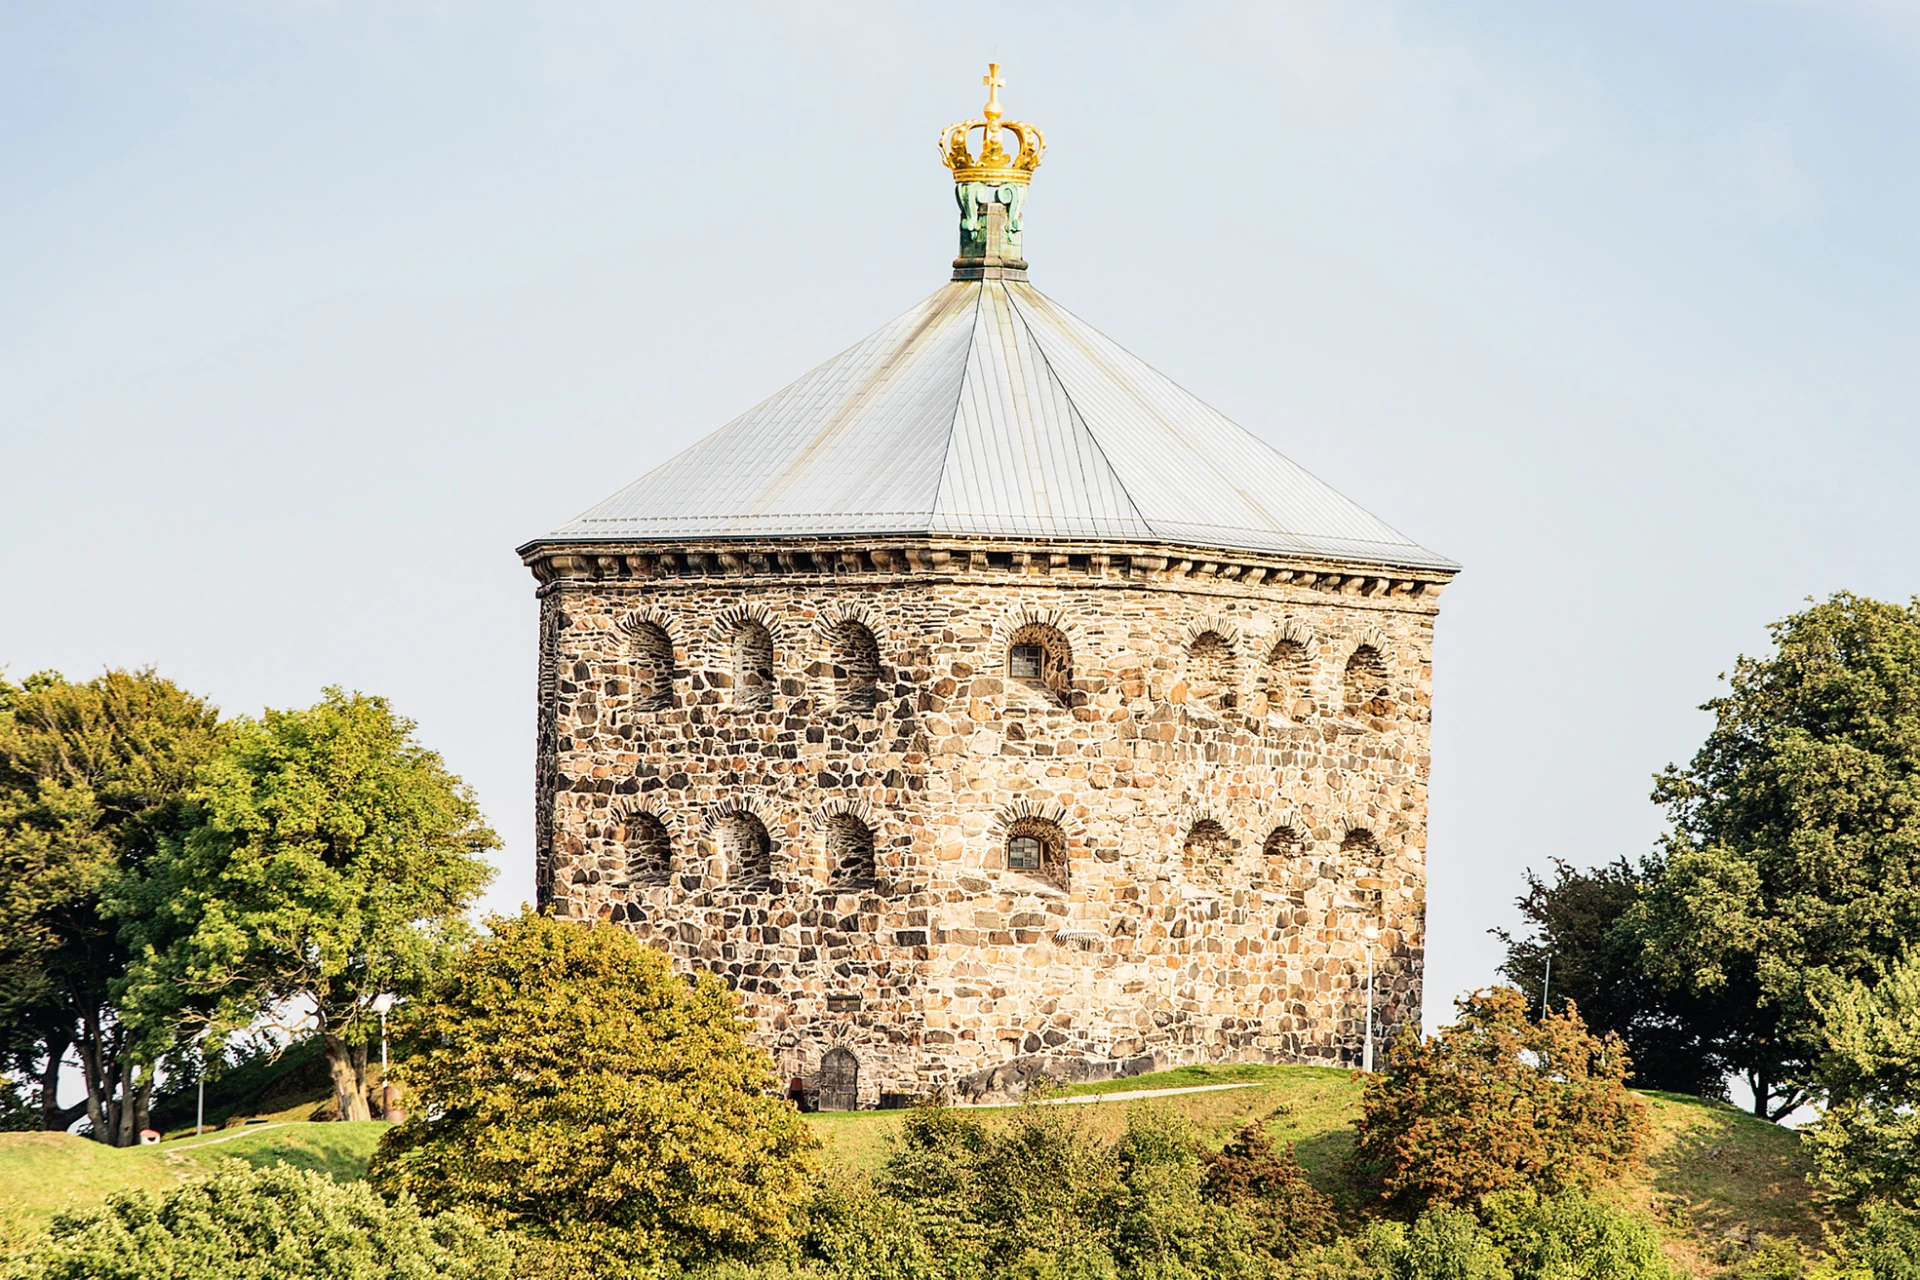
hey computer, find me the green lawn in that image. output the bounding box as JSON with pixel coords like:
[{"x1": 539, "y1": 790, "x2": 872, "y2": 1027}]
[
  {"x1": 0, "y1": 1122, "x2": 387, "y2": 1249},
  {"x1": 0, "y1": 1070, "x2": 1827, "y2": 1275}
]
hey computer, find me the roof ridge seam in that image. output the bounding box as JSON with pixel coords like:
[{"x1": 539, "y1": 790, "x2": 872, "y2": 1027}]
[
  {"x1": 926, "y1": 280, "x2": 990, "y2": 524},
  {"x1": 1000, "y1": 283, "x2": 1154, "y2": 535}
]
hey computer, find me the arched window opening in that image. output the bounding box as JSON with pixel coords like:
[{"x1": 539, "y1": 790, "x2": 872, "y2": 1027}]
[
  {"x1": 828, "y1": 621, "x2": 881, "y2": 711},
  {"x1": 1265, "y1": 639, "x2": 1310, "y2": 719},
  {"x1": 715, "y1": 811, "x2": 773, "y2": 884},
  {"x1": 1339, "y1": 828, "x2": 1384, "y2": 919},
  {"x1": 1183, "y1": 631, "x2": 1237, "y2": 710},
  {"x1": 1004, "y1": 819, "x2": 1067, "y2": 887},
  {"x1": 1006, "y1": 624, "x2": 1073, "y2": 706},
  {"x1": 1263, "y1": 825, "x2": 1303, "y2": 860},
  {"x1": 628, "y1": 621, "x2": 675, "y2": 712},
  {"x1": 826, "y1": 813, "x2": 876, "y2": 887},
  {"x1": 731, "y1": 621, "x2": 776, "y2": 710},
  {"x1": 1344, "y1": 645, "x2": 1392, "y2": 717},
  {"x1": 1182, "y1": 819, "x2": 1234, "y2": 882},
  {"x1": 617, "y1": 812, "x2": 672, "y2": 887}
]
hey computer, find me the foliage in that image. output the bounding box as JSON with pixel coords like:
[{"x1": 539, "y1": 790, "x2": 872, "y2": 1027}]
[
  {"x1": 868, "y1": 1099, "x2": 1268, "y2": 1280},
  {"x1": 0, "y1": 668, "x2": 225, "y2": 1143},
  {"x1": 1805, "y1": 953, "x2": 1920, "y2": 1210},
  {"x1": 1276, "y1": 1192, "x2": 1675, "y2": 1280},
  {"x1": 368, "y1": 909, "x2": 819, "y2": 1276},
  {"x1": 116, "y1": 688, "x2": 496, "y2": 1122},
  {"x1": 1478, "y1": 1189, "x2": 1675, "y2": 1280},
  {"x1": 1197, "y1": 1118, "x2": 1336, "y2": 1260},
  {"x1": 1, "y1": 1160, "x2": 511, "y2": 1280},
  {"x1": 1352, "y1": 988, "x2": 1648, "y2": 1212},
  {"x1": 1813, "y1": 1203, "x2": 1920, "y2": 1280},
  {"x1": 1493, "y1": 858, "x2": 1735, "y2": 1098},
  {"x1": 1633, "y1": 593, "x2": 1920, "y2": 1118}
]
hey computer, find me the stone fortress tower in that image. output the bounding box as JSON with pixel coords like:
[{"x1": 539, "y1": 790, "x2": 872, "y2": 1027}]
[{"x1": 518, "y1": 68, "x2": 1457, "y2": 1109}]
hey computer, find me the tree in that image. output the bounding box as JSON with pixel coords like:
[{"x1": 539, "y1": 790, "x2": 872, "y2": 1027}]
[
  {"x1": 1804, "y1": 952, "x2": 1920, "y2": 1210},
  {"x1": 4, "y1": 1160, "x2": 512, "y2": 1280},
  {"x1": 1630, "y1": 592, "x2": 1920, "y2": 1119},
  {"x1": 367, "y1": 910, "x2": 820, "y2": 1275},
  {"x1": 1493, "y1": 858, "x2": 1768, "y2": 1100},
  {"x1": 116, "y1": 689, "x2": 496, "y2": 1123},
  {"x1": 1351, "y1": 988, "x2": 1648, "y2": 1213},
  {"x1": 0, "y1": 669, "x2": 225, "y2": 1143}
]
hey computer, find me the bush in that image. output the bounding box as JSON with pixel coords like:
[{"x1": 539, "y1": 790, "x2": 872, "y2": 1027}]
[
  {"x1": 367, "y1": 910, "x2": 818, "y2": 1277},
  {"x1": 1352, "y1": 988, "x2": 1648, "y2": 1211},
  {"x1": 1813, "y1": 1203, "x2": 1920, "y2": 1280},
  {"x1": 3, "y1": 1161, "x2": 510, "y2": 1280},
  {"x1": 868, "y1": 1100, "x2": 1266, "y2": 1280},
  {"x1": 1198, "y1": 1120, "x2": 1336, "y2": 1260},
  {"x1": 1480, "y1": 1190, "x2": 1675, "y2": 1280}
]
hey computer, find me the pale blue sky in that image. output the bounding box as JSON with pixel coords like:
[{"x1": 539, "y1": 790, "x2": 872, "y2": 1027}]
[{"x1": 5, "y1": 2, "x2": 1919, "y2": 1026}]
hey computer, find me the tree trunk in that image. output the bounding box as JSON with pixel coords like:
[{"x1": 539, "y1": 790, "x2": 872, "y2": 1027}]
[{"x1": 323, "y1": 1033, "x2": 372, "y2": 1122}]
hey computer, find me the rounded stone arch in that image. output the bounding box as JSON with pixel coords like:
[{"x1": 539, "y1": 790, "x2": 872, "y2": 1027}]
[
  {"x1": 812, "y1": 797, "x2": 882, "y2": 887},
  {"x1": 1262, "y1": 619, "x2": 1319, "y2": 719},
  {"x1": 989, "y1": 798, "x2": 1078, "y2": 888},
  {"x1": 989, "y1": 608, "x2": 1085, "y2": 708},
  {"x1": 607, "y1": 795, "x2": 682, "y2": 888},
  {"x1": 703, "y1": 799, "x2": 779, "y2": 885},
  {"x1": 813, "y1": 605, "x2": 888, "y2": 712},
  {"x1": 1342, "y1": 627, "x2": 1394, "y2": 718},
  {"x1": 815, "y1": 1043, "x2": 861, "y2": 1112},
  {"x1": 616, "y1": 607, "x2": 681, "y2": 712},
  {"x1": 1179, "y1": 618, "x2": 1242, "y2": 712},
  {"x1": 1179, "y1": 811, "x2": 1237, "y2": 883},
  {"x1": 708, "y1": 605, "x2": 787, "y2": 711}
]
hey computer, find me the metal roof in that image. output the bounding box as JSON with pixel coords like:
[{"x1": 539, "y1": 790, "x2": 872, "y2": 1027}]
[{"x1": 537, "y1": 279, "x2": 1455, "y2": 572}]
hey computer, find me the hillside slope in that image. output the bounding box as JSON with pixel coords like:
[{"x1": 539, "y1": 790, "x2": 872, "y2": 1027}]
[{"x1": 0, "y1": 1068, "x2": 1822, "y2": 1274}]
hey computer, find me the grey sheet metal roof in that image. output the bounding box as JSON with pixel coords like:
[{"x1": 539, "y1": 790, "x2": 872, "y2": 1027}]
[{"x1": 536, "y1": 279, "x2": 1455, "y2": 572}]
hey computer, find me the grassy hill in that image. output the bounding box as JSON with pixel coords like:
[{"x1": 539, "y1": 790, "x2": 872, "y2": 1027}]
[{"x1": 0, "y1": 1066, "x2": 1825, "y2": 1274}]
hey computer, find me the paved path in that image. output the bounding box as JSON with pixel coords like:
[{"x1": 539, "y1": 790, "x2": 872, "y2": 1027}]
[
  {"x1": 964, "y1": 1081, "x2": 1265, "y2": 1108},
  {"x1": 167, "y1": 1122, "x2": 292, "y2": 1149}
]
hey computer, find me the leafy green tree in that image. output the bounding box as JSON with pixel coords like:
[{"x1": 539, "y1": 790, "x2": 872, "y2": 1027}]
[
  {"x1": 1352, "y1": 988, "x2": 1647, "y2": 1213},
  {"x1": 1631, "y1": 593, "x2": 1920, "y2": 1119},
  {"x1": 1804, "y1": 952, "x2": 1920, "y2": 1210},
  {"x1": 367, "y1": 909, "x2": 820, "y2": 1276},
  {"x1": 116, "y1": 689, "x2": 496, "y2": 1122},
  {"x1": 3, "y1": 1161, "x2": 512, "y2": 1280},
  {"x1": 0, "y1": 669, "x2": 225, "y2": 1143},
  {"x1": 1494, "y1": 858, "x2": 1764, "y2": 1099}
]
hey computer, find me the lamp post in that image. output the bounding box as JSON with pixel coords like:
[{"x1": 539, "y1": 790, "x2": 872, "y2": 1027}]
[
  {"x1": 371, "y1": 993, "x2": 395, "y2": 1119},
  {"x1": 195, "y1": 1030, "x2": 206, "y2": 1138},
  {"x1": 1362, "y1": 926, "x2": 1380, "y2": 1073}
]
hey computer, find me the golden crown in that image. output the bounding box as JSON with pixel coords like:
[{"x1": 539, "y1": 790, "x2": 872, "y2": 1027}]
[{"x1": 939, "y1": 63, "x2": 1045, "y2": 186}]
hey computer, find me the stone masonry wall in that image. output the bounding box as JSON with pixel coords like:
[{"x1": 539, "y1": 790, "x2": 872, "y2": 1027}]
[{"x1": 529, "y1": 539, "x2": 1449, "y2": 1106}]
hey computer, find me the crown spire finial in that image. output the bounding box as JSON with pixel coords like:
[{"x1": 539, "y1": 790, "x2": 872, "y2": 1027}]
[{"x1": 941, "y1": 64, "x2": 1045, "y2": 283}]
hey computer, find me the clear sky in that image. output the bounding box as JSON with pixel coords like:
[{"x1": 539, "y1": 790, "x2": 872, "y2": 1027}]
[{"x1": 5, "y1": 2, "x2": 1918, "y2": 1029}]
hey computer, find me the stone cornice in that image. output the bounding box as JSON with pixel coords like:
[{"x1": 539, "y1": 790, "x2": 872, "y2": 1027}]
[{"x1": 519, "y1": 535, "x2": 1455, "y2": 608}]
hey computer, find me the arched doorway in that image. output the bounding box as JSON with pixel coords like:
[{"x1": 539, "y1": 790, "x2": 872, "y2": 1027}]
[{"x1": 817, "y1": 1046, "x2": 859, "y2": 1112}]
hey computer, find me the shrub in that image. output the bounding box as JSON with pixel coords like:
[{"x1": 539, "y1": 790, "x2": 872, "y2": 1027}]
[
  {"x1": 1479, "y1": 1190, "x2": 1676, "y2": 1280},
  {"x1": 871, "y1": 1100, "x2": 1262, "y2": 1280},
  {"x1": 367, "y1": 910, "x2": 818, "y2": 1277},
  {"x1": 1813, "y1": 1202, "x2": 1920, "y2": 1280},
  {"x1": 1199, "y1": 1120, "x2": 1336, "y2": 1260},
  {"x1": 3, "y1": 1161, "x2": 510, "y2": 1280},
  {"x1": 1352, "y1": 988, "x2": 1648, "y2": 1211}
]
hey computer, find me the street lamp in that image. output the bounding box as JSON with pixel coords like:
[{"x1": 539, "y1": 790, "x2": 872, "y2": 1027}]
[
  {"x1": 371, "y1": 993, "x2": 396, "y2": 1119},
  {"x1": 1362, "y1": 926, "x2": 1380, "y2": 1073}
]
